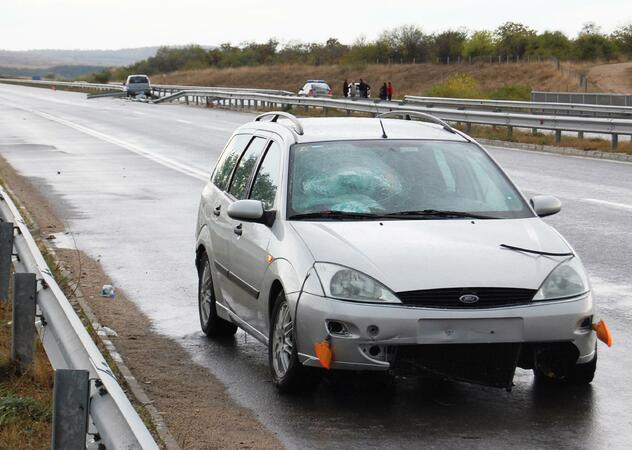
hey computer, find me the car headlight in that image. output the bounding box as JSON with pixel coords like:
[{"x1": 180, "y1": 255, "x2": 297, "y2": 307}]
[
  {"x1": 533, "y1": 257, "x2": 590, "y2": 301},
  {"x1": 313, "y1": 262, "x2": 400, "y2": 303}
]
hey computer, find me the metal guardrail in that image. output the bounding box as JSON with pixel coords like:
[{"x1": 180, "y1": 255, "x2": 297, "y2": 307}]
[
  {"x1": 531, "y1": 91, "x2": 632, "y2": 107},
  {"x1": 403, "y1": 95, "x2": 632, "y2": 118},
  {"x1": 152, "y1": 84, "x2": 293, "y2": 97},
  {"x1": 0, "y1": 78, "x2": 124, "y2": 91},
  {"x1": 152, "y1": 90, "x2": 632, "y2": 149},
  {"x1": 0, "y1": 187, "x2": 158, "y2": 450},
  {"x1": 2, "y1": 78, "x2": 631, "y2": 148}
]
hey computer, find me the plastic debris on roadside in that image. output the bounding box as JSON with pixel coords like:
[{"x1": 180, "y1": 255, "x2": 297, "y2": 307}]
[
  {"x1": 314, "y1": 340, "x2": 333, "y2": 369},
  {"x1": 100, "y1": 284, "x2": 115, "y2": 298}
]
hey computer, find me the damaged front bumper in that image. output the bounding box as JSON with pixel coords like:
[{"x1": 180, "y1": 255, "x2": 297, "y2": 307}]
[{"x1": 295, "y1": 291, "x2": 596, "y2": 389}]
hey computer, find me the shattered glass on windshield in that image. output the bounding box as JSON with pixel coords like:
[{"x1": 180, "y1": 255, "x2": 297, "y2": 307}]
[
  {"x1": 288, "y1": 140, "x2": 530, "y2": 218},
  {"x1": 291, "y1": 143, "x2": 402, "y2": 213}
]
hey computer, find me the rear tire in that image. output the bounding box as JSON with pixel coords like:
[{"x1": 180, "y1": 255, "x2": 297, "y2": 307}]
[
  {"x1": 198, "y1": 254, "x2": 237, "y2": 337},
  {"x1": 269, "y1": 291, "x2": 321, "y2": 393}
]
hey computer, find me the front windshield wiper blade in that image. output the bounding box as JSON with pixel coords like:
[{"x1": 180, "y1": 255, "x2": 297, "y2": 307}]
[
  {"x1": 289, "y1": 210, "x2": 383, "y2": 220},
  {"x1": 500, "y1": 244, "x2": 574, "y2": 257},
  {"x1": 384, "y1": 209, "x2": 496, "y2": 220}
]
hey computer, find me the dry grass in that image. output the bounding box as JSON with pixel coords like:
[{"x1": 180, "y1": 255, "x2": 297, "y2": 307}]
[
  {"x1": 455, "y1": 124, "x2": 632, "y2": 153},
  {"x1": 157, "y1": 62, "x2": 591, "y2": 98},
  {"x1": 0, "y1": 296, "x2": 54, "y2": 450}
]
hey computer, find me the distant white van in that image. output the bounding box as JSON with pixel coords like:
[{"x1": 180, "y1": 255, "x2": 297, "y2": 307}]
[{"x1": 124, "y1": 74, "x2": 151, "y2": 97}]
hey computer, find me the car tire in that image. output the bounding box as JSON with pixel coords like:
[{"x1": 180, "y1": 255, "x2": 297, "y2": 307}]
[
  {"x1": 269, "y1": 290, "x2": 321, "y2": 393},
  {"x1": 198, "y1": 254, "x2": 237, "y2": 337},
  {"x1": 534, "y1": 349, "x2": 597, "y2": 385}
]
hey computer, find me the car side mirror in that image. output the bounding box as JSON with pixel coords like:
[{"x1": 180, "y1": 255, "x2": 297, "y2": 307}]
[
  {"x1": 227, "y1": 200, "x2": 275, "y2": 226},
  {"x1": 530, "y1": 195, "x2": 562, "y2": 217}
]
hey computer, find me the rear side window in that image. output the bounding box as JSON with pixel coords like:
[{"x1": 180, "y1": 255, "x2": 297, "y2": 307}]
[
  {"x1": 228, "y1": 137, "x2": 267, "y2": 199},
  {"x1": 250, "y1": 141, "x2": 282, "y2": 209},
  {"x1": 211, "y1": 134, "x2": 251, "y2": 191}
]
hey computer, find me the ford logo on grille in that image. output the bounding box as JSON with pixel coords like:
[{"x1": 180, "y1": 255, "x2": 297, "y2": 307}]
[{"x1": 459, "y1": 294, "x2": 480, "y2": 304}]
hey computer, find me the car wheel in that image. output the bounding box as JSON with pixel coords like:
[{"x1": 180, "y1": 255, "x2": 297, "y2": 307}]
[
  {"x1": 198, "y1": 254, "x2": 237, "y2": 337},
  {"x1": 534, "y1": 349, "x2": 597, "y2": 385},
  {"x1": 269, "y1": 290, "x2": 321, "y2": 393}
]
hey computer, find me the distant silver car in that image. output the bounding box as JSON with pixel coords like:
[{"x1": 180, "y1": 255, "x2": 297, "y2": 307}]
[
  {"x1": 124, "y1": 74, "x2": 151, "y2": 97},
  {"x1": 195, "y1": 111, "x2": 608, "y2": 392},
  {"x1": 298, "y1": 80, "x2": 332, "y2": 97}
]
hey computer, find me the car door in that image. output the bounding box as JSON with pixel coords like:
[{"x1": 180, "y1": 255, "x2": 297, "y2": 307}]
[
  {"x1": 222, "y1": 135, "x2": 269, "y2": 320},
  {"x1": 204, "y1": 133, "x2": 252, "y2": 305},
  {"x1": 228, "y1": 139, "x2": 283, "y2": 333}
]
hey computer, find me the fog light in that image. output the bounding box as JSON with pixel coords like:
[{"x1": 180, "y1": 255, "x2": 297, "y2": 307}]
[
  {"x1": 367, "y1": 325, "x2": 379, "y2": 337},
  {"x1": 327, "y1": 320, "x2": 350, "y2": 336}
]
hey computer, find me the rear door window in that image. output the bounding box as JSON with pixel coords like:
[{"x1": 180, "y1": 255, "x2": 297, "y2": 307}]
[
  {"x1": 228, "y1": 137, "x2": 268, "y2": 200},
  {"x1": 250, "y1": 141, "x2": 282, "y2": 209},
  {"x1": 211, "y1": 134, "x2": 251, "y2": 191}
]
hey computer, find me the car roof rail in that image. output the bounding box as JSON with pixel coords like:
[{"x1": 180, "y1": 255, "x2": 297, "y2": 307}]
[
  {"x1": 377, "y1": 110, "x2": 456, "y2": 134},
  {"x1": 254, "y1": 111, "x2": 304, "y2": 135}
]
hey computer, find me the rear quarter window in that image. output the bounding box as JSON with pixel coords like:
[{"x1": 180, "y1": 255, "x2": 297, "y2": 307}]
[{"x1": 211, "y1": 134, "x2": 252, "y2": 191}]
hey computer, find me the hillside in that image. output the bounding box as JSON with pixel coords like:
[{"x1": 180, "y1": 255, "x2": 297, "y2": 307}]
[
  {"x1": 0, "y1": 47, "x2": 159, "y2": 68},
  {"x1": 156, "y1": 62, "x2": 591, "y2": 98}
]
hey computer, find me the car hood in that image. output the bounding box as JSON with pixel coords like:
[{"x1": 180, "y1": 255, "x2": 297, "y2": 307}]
[{"x1": 290, "y1": 218, "x2": 572, "y2": 292}]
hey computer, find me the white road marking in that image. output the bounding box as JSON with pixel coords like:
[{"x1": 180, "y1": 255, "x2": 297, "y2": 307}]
[
  {"x1": 176, "y1": 119, "x2": 192, "y2": 124},
  {"x1": 582, "y1": 198, "x2": 632, "y2": 211},
  {"x1": 11, "y1": 104, "x2": 209, "y2": 181},
  {"x1": 488, "y1": 144, "x2": 632, "y2": 166}
]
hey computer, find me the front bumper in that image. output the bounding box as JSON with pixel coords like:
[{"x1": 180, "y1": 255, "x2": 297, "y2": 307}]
[{"x1": 295, "y1": 291, "x2": 596, "y2": 371}]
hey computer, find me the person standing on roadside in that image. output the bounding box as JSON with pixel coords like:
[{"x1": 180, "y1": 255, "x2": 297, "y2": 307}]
[
  {"x1": 387, "y1": 81, "x2": 394, "y2": 101},
  {"x1": 342, "y1": 79, "x2": 349, "y2": 97},
  {"x1": 349, "y1": 81, "x2": 357, "y2": 98},
  {"x1": 358, "y1": 79, "x2": 366, "y2": 98},
  {"x1": 379, "y1": 82, "x2": 387, "y2": 100}
]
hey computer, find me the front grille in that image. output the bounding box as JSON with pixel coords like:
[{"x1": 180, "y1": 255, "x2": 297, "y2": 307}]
[{"x1": 397, "y1": 287, "x2": 536, "y2": 309}]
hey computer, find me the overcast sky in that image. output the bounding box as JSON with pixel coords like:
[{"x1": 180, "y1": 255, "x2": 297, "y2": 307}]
[{"x1": 1, "y1": 0, "x2": 631, "y2": 51}]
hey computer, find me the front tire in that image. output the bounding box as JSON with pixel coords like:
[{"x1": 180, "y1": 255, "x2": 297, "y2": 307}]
[
  {"x1": 198, "y1": 254, "x2": 237, "y2": 337},
  {"x1": 269, "y1": 291, "x2": 321, "y2": 393},
  {"x1": 534, "y1": 349, "x2": 597, "y2": 385}
]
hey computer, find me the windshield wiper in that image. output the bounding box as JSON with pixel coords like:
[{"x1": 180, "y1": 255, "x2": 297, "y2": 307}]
[
  {"x1": 289, "y1": 210, "x2": 383, "y2": 220},
  {"x1": 384, "y1": 209, "x2": 496, "y2": 220}
]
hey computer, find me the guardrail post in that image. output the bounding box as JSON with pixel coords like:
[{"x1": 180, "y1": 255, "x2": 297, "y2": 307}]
[
  {"x1": 52, "y1": 369, "x2": 90, "y2": 450},
  {"x1": 578, "y1": 131, "x2": 584, "y2": 139},
  {"x1": 466, "y1": 122, "x2": 472, "y2": 133},
  {"x1": 0, "y1": 221, "x2": 14, "y2": 301},
  {"x1": 531, "y1": 128, "x2": 538, "y2": 135},
  {"x1": 507, "y1": 126, "x2": 513, "y2": 139},
  {"x1": 11, "y1": 272, "x2": 36, "y2": 373},
  {"x1": 612, "y1": 134, "x2": 618, "y2": 150},
  {"x1": 555, "y1": 130, "x2": 562, "y2": 145}
]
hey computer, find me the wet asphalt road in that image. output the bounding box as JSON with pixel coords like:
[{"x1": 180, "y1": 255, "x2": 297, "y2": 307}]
[{"x1": 0, "y1": 84, "x2": 630, "y2": 449}]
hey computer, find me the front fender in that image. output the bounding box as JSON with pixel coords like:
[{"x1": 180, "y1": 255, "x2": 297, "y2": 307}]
[{"x1": 260, "y1": 257, "x2": 303, "y2": 333}]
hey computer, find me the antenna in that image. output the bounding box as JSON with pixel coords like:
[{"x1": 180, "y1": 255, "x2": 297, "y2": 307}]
[{"x1": 378, "y1": 118, "x2": 388, "y2": 139}]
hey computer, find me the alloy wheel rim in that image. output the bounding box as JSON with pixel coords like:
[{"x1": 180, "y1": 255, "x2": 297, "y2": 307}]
[
  {"x1": 200, "y1": 263, "x2": 213, "y2": 323},
  {"x1": 272, "y1": 301, "x2": 294, "y2": 378}
]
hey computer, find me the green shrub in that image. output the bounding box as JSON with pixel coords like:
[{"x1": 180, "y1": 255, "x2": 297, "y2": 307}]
[
  {"x1": 488, "y1": 84, "x2": 531, "y2": 100},
  {"x1": 426, "y1": 73, "x2": 482, "y2": 98}
]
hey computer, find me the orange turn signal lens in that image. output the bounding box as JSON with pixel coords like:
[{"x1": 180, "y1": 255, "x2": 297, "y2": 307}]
[
  {"x1": 592, "y1": 320, "x2": 613, "y2": 347},
  {"x1": 314, "y1": 341, "x2": 333, "y2": 369},
  {"x1": 266, "y1": 255, "x2": 274, "y2": 263}
]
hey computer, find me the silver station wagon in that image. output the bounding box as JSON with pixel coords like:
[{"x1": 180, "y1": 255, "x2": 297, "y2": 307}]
[{"x1": 195, "y1": 111, "x2": 611, "y2": 392}]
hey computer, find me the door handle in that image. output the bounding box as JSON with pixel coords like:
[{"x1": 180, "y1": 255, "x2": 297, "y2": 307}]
[
  {"x1": 213, "y1": 205, "x2": 221, "y2": 216},
  {"x1": 234, "y1": 224, "x2": 243, "y2": 236}
]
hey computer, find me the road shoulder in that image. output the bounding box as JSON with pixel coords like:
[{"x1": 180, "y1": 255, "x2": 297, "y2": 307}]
[{"x1": 0, "y1": 155, "x2": 284, "y2": 450}]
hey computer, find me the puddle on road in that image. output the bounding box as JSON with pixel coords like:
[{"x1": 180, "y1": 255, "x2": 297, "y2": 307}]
[{"x1": 47, "y1": 231, "x2": 78, "y2": 250}]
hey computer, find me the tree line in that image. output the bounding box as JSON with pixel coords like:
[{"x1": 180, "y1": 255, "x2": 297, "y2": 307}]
[{"x1": 91, "y1": 22, "x2": 632, "y2": 82}]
